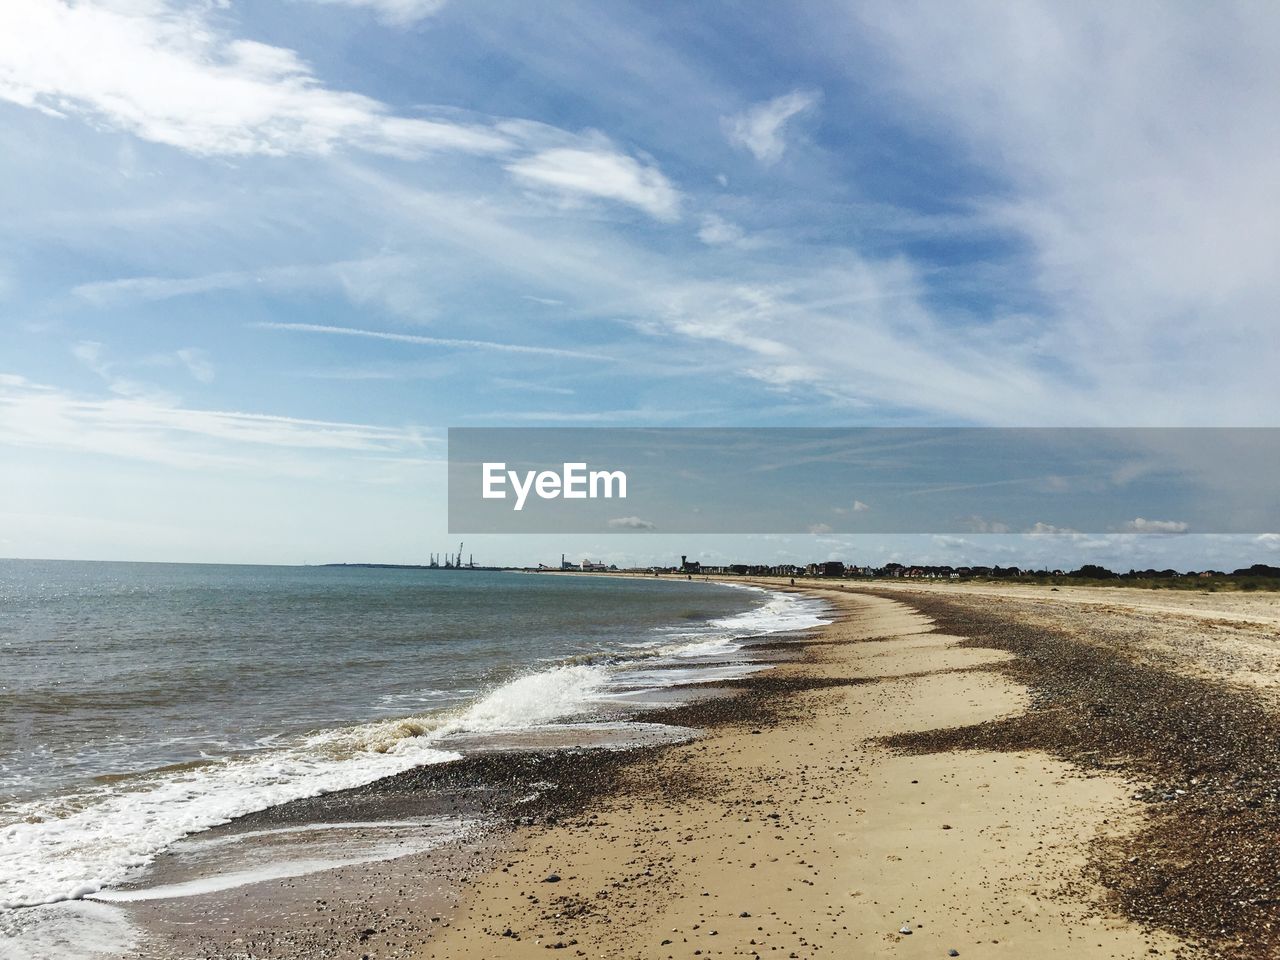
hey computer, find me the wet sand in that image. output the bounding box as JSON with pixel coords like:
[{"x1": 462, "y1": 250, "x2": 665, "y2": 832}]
[{"x1": 114, "y1": 580, "x2": 1280, "y2": 959}]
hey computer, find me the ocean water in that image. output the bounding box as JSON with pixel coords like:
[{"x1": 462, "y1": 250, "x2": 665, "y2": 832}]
[{"x1": 0, "y1": 560, "x2": 826, "y2": 929}]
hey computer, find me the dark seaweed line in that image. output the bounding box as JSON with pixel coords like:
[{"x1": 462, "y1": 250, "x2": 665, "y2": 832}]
[{"x1": 870, "y1": 591, "x2": 1280, "y2": 959}]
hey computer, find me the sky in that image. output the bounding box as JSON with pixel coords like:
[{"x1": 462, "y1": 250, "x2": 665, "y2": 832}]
[{"x1": 1, "y1": 0, "x2": 1278, "y2": 569}]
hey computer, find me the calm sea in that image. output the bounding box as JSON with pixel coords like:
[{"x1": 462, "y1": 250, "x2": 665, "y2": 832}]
[{"x1": 0, "y1": 560, "x2": 825, "y2": 923}]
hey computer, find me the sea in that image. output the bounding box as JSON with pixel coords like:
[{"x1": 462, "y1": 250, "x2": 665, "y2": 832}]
[{"x1": 0, "y1": 560, "x2": 827, "y2": 956}]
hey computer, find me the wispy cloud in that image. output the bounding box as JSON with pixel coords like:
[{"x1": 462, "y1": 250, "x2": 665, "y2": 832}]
[
  {"x1": 1123, "y1": 518, "x2": 1189, "y2": 534},
  {"x1": 958, "y1": 516, "x2": 1010, "y2": 534},
  {"x1": 723, "y1": 89, "x2": 821, "y2": 165},
  {"x1": 0, "y1": 1, "x2": 686, "y2": 227},
  {"x1": 174, "y1": 348, "x2": 215, "y2": 384},
  {"x1": 71, "y1": 255, "x2": 444, "y2": 322},
  {"x1": 72, "y1": 341, "x2": 215, "y2": 398},
  {"x1": 298, "y1": 0, "x2": 448, "y2": 26},
  {"x1": 0, "y1": 373, "x2": 432, "y2": 473},
  {"x1": 697, "y1": 214, "x2": 745, "y2": 246},
  {"x1": 1027, "y1": 522, "x2": 1081, "y2": 536},
  {"x1": 256, "y1": 321, "x2": 614, "y2": 361},
  {"x1": 490, "y1": 377, "x2": 575, "y2": 396},
  {"x1": 460, "y1": 407, "x2": 715, "y2": 423},
  {"x1": 340, "y1": 168, "x2": 1074, "y2": 422},
  {"x1": 0, "y1": 0, "x2": 509, "y2": 159},
  {"x1": 74, "y1": 270, "x2": 253, "y2": 306},
  {"x1": 857, "y1": 1, "x2": 1280, "y2": 422},
  {"x1": 72, "y1": 340, "x2": 171, "y2": 404},
  {"x1": 506, "y1": 145, "x2": 681, "y2": 221}
]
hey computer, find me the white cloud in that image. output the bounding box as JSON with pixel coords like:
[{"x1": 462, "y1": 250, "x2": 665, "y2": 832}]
[
  {"x1": 73, "y1": 270, "x2": 248, "y2": 306},
  {"x1": 349, "y1": 169, "x2": 1083, "y2": 423},
  {"x1": 1255, "y1": 533, "x2": 1280, "y2": 551},
  {"x1": 723, "y1": 89, "x2": 821, "y2": 165},
  {"x1": 644, "y1": 261, "x2": 1077, "y2": 422},
  {"x1": 807, "y1": 523, "x2": 833, "y2": 534},
  {"x1": 72, "y1": 254, "x2": 446, "y2": 323},
  {"x1": 833, "y1": 499, "x2": 870, "y2": 515},
  {"x1": 697, "y1": 214, "x2": 745, "y2": 246},
  {"x1": 1027, "y1": 522, "x2": 1079, "y2": 536},
  {"x1": 71, "y1": 339, "x2": 105, "y2": 372},
  {"x1": 958, "y1": 516, "x2": 1010, "y2": 534},
  {"x1": 71, "y1": 339, "x2": 174, "y2": 403},
  {"x1": 607, "y1": 516, "x2": 655, "y2": 530},
  {"x1": 857, "y1": 2, "x2": 1280, "y2": 423},
  {"x1": 506, "y1": 146, "x2": 681, "y2": 221},
  {"x1": 1123, "y1": 518, "x2": 1189, "y2": 534},
  {"x1": 462, "y1": 407, "x2": 705, "y2": 424},
  {"x1": 490, "y1": 377, "x2": 574, "y2": 396},
  {"x1": 175, "y1": 348, "x2": 215, "y2": 384},
  {"x1": 299, "y1": 0, "x2": 448, "y2": 26},
  {"x1": 331, "y1": 167, "x2": 1117, "y2": 426},
  {"x1": 257, "y1": 321, "x2": 613, "y2": 361},
  {"x1": 0, "y1": 0, "x2": 509, "y2": 158},
  {"x1": 0, "y1": 373, "x2": 432, "y2": 473},
  {"x1": 71, "y1": 340, "x2": 216, "y2": 401}
]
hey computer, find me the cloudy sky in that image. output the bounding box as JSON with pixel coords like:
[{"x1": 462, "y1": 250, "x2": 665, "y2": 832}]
[{"x1": 1, "y1": 0, "x2": 1277, "y2": 567}]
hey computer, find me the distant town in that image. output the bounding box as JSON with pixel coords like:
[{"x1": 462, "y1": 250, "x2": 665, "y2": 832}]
[
  {"x1": 539, "y1": 554, "x2": 1280, "y2": 587},
  {"x1": 324, "y1": 550, "x2": 1280, "y2": 589}
]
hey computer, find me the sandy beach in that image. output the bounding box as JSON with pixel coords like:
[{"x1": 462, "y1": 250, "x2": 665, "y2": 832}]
[
  {"x1": 416, "y1": 582, "x2": 1193, "y2": 960},
  {"x1": 84, "y1": 578, "x2": 1280, "y2": 959}
]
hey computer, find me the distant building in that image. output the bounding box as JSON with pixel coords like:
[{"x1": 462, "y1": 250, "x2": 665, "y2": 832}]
[
  {"x1": 680, "y1": 555, "x2": 702, "y2": 574},
  {"x1": 580, "y1": 559, "x2": 610, "y2": 571}
]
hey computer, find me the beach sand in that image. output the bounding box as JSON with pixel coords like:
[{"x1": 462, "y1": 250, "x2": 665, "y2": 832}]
[
  {"x1": 121, "y1": 580, "x2": 1280, "y2": 959},
  {"x1": 414, "y1": 585, "x2": 1193, "y2": 959}
]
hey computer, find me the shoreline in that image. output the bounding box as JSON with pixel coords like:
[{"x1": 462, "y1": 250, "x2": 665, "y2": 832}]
[
  {"x1": 22, "y1": 579, "x2": 1280, "y2": 958},
  {"x1": 409, "y1": 583, "x2": 1280, "y2": 957},
  {"x1": 413, "y1": 582, "x2": 1188, "y2": 959},
  {"x1": 3, "y1": 577, "x2": 819, "y2": 958}
]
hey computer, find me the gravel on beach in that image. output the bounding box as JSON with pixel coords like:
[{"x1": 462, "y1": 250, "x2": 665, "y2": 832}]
[{"x1": 878, "y1": 591, "x2": 1280, "y2": 958}]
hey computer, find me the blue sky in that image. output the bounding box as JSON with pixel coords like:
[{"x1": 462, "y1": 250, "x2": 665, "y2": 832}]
[{"x1": 1, "y1": 0, "x2": 1278, "y2": 568}]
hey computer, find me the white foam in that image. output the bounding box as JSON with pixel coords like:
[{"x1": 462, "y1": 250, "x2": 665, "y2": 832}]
[
  {"x1": 0, "y1": 737, "x2": 460, "y2": 910},
  {"x1": 94, "y1": 823, "x2": 470, "y2": 902},
  {"x1": 448, "y1": 664, "x2": 609, "y2": 733},
  {"x1": 0, "y1": 901, "x2": 136, "y2": 960},
  {"x1": 708, "y1": 588, "x2": 831, "y2": 636},
  {"x1": 622, "y1": 588, "x2": 829, "y2": 676},
  {"x1": 0, "y1": 665, "x2": 611, "y2": 913}
]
